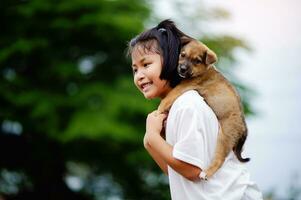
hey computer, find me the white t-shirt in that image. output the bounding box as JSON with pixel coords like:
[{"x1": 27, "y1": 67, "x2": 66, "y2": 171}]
[{"x1": 166, "y1": 90, "x2": 262, "y2": 200}]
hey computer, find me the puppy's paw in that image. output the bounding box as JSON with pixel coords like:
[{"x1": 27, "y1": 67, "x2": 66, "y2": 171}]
[{"x1": 199, "y1": 171, "x2": 208, "y2": 181}]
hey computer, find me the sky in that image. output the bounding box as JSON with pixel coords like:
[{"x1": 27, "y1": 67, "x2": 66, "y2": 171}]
[{"x1": 153, "y1": 0, "x2": 301, "y2": 197}]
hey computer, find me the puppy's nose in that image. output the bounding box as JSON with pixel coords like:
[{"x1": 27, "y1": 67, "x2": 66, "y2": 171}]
[{"x1": 179, "y1": 64, "x2": 187, "y2": 73}]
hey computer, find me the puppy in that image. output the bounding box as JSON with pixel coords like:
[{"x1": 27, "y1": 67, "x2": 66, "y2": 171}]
[{"x1": 158, "y1": 38, "x2": 250, "y2": 180}]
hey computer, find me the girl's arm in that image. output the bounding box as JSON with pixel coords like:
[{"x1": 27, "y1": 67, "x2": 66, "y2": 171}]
[
  {"x1": 144, "y1": 141, "x2": 168, "y2": 174},
  {"x1": 144, "y1": 111, "x2": 201, "y2": 181},
  {"x1": 146, "y1": 132, "x2": 201, "y2": 181}
]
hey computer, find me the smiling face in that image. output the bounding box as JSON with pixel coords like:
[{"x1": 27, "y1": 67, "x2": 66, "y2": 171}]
[
  {"x1": 131, "y1": 44, "x2": 172, "y2": 99},
  {"x1": 178, "y1": 39, "x2": 217, "y2": 78}
]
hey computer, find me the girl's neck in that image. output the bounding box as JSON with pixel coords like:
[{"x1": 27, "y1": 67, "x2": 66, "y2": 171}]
[{"x1": 159, "y1": 84, "x2": 173, "y2": 100}]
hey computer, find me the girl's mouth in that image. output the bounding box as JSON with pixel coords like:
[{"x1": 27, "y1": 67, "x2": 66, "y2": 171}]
[{"x1": 141, "y1": 82, "x2": 152, "y2": 92}]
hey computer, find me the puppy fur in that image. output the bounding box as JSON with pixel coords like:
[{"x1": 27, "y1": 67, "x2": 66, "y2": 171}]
[{"x1": 158, "y1": 38, "x2": 249, "y2": 179}]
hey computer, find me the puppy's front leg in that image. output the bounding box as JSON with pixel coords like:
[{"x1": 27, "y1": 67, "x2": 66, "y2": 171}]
[
  {"x1": 158, "y1": 87, "x2": 184, "y2": 113},
  {"x1": 158, "y1": 95, "x2": 176, "y2": 113}
]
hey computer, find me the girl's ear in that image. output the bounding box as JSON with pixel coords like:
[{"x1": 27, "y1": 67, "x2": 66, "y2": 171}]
[
  {"x1": 204, "y1": 49, "x2": 217, "y2": 65},
  {"x1": 180, "y1": 36, "x2": 193, "y2": 46}
]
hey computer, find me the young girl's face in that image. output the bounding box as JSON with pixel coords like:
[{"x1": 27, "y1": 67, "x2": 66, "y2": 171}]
[{"x1": 131, "y1": 45, "x2": 172, "y2": 99}]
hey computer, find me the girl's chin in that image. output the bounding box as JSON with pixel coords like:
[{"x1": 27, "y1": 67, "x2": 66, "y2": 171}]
[
  {"x1": 143, "y1": 93, "x2": 155, "y2": 99},
  {"x1": 142, "y1": 88, "x2": 167, "y2": 99},
  {"x1": 143, "y1": 91, "x2": 157, "y2": 99}
]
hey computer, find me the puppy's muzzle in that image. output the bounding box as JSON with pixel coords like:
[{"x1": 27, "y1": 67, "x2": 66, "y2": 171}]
[{"x1": 177, "y1": 64, "x2": 191, "y2": 78}]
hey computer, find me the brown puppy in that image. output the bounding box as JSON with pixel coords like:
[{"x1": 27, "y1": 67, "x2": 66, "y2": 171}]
[{"x1": 158, "y1": 38, "x2": 249, "y2": 180}]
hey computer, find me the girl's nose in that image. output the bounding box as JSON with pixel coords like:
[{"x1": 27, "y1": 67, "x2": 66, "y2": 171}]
[{"x1": 135, "y1": 69, "x2": 145, "y2": 80}]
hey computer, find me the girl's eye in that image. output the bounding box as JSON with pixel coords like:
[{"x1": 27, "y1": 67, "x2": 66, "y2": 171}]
[
  {"x1": 132, "y1": 68, "x2": 137, "y2": 74},
  {"x1": 144, "y1": 63, "x2": 150, "y2": 67}
]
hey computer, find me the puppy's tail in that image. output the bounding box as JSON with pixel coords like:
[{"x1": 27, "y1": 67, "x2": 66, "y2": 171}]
[{"x1": 233, "y1": 133, "x2": 250, "y2": 163}]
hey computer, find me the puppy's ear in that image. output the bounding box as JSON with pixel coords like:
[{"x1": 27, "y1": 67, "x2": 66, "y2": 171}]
[
  {"x1": 180, "y1": 36, "x2": 193, "y2": 46},
  {"x1": 204, "y1": 49, "x2": 217, "y2": 65}
]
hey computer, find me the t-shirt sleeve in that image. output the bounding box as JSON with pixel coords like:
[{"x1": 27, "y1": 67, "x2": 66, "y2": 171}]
[{"x1": 172, "y1": 106, "x2": 208, "y2": 170}]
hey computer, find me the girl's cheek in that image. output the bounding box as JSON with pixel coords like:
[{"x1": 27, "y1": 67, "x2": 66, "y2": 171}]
[
  {"x1": 133, "y1": 76, "x2": 140, "y2": 90},
  {"x1": 133, "y1": 76, "x2": 138, "y2": 87}
]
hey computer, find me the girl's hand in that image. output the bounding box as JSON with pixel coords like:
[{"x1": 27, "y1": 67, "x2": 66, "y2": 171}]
[
  {"x1": 144, "y1": 110, "x2": 167, "y2": 147},
  {"x1": 146, "y1": 110, "x2": 167, "y2": 134}
]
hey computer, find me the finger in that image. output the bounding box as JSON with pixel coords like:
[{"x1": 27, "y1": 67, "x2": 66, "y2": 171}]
[
  {"x1": 161, "y1": 113, "x2": 167, "y2": 117},
  {"x1": 148, "y1": 110, "x2": 158, "y2": 117},
  {"x1": 158, "y1": 113, "x2": 167, "y2": 120},
  {"x1": 152, "y1": 110, "x2": 159, "y2": 117},
  {"x1": 162, "y1": 111, "x2": 169, "y2": 115},
  {"x1": 163, "y1": 118, "x2": 167, "y2": 126}
]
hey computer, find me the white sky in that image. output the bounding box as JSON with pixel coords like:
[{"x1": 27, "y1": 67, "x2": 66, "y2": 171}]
[{"x1": 153, "y1": 0, "x2": 301, "y2": 197}]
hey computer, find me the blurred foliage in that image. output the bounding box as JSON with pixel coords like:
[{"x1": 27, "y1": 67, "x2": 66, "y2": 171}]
[{"x1": 0, "y1": 0, "x2": 260, "y2": 200}]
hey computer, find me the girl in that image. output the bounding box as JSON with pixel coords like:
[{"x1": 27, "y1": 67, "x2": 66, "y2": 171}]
[{"x1": 128, "y1": 19, "x2": 262, "y2": 200}]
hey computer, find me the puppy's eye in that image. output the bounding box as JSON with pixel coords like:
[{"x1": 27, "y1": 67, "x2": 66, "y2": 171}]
[
  {"x1": 180, "y1": 52, "x2": 186, "y2": 57},
  {"x1": 195, "y1": 58, "x2": 203, "y2": 64}
]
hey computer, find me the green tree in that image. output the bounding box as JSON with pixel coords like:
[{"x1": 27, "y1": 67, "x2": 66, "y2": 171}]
[{"x1": 0, "y1": 0, "x2": 160, "y2": 199}]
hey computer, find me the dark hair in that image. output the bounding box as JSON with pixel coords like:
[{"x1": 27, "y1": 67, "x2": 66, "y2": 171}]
[{"x1": 127, "y1": 19, "x2": 191, "y2": 87}]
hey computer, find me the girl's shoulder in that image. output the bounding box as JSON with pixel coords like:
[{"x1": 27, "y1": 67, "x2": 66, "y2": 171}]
[
  {"x1": 168, "y1": 90, "x2": 216, "y2": 119},
  {"x1": 171, "y1": 90, "x2": 206, "y2": 110}
]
